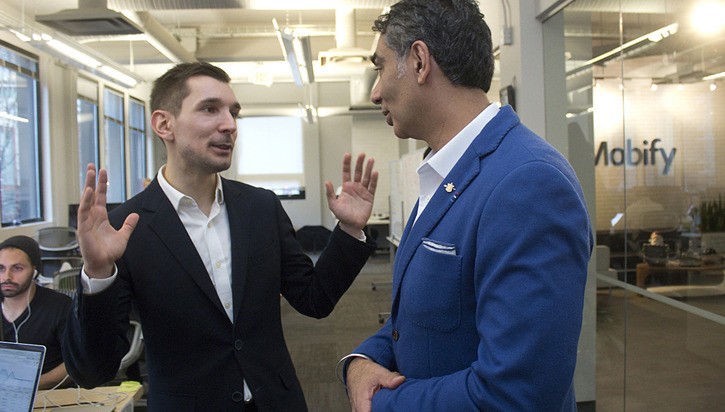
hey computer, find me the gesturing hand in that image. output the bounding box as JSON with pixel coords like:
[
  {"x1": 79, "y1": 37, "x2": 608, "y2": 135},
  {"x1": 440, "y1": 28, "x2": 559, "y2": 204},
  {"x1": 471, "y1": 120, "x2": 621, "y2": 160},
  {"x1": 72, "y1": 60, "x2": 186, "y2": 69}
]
[
  {"x1": 325, "y1": 153, "x2": 378, "y2": 238},
  {"x1": 77, "y1": 164, "x2": 139, "y2": 278}
]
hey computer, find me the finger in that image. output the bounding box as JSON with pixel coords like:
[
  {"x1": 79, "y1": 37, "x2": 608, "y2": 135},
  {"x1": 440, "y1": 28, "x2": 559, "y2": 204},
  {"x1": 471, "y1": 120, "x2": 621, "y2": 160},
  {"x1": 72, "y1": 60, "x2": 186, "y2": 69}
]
[
  {"x1": 368, "y1": 171, "x2": 379, "y2": 196},
  {"x1": 119, "y1": 213, "x2": 140, "y2": 239},
  {"x1": 342, "y1": 153, "x2": 352, "y2": 183},
  {"x1": 353, "y1": 153, "x2": 365, "y2": 182},
  {"x1": 381, "y1": 373, "x2": 405, "y2": 389},
  {"x1": 95, "y1": 168, "x2": 109, "y2": 208},
  {"x1": 324, "y1": 180, "x2": 336, "y2": 204},
  {"x1": 83, "y1": 163, "x2": 97, "y2": 196},
  {"x1": 361, "y1": 157, "x2": 375, "y2": 188}
]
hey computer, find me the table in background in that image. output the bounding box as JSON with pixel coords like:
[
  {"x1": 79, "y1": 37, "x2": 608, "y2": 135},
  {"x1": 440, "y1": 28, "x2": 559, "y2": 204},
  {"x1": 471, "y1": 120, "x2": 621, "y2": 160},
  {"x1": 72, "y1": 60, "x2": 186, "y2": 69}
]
[
  {"x1": 636, "y1": 261, "x2": 725, "y2": 297},
  {"x1": 34, "y1": 385, "x2": 142, "y2": 411}
]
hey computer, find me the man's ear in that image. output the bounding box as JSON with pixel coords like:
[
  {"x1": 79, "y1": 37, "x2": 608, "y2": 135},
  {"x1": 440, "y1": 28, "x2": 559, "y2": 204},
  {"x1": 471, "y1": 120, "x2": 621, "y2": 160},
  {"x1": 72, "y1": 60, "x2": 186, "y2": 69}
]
[
  {"x1": 151, "y1": 110, "x2": 174, "y2": 142},
  {"x1": 410, "y1": 40, "x2": 432, "y2": 84}
]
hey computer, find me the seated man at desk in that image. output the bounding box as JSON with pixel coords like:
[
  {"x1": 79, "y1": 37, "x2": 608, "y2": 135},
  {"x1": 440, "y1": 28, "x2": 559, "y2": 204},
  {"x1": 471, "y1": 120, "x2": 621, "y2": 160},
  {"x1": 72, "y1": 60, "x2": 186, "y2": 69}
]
[{"x1": 0, "y1": 235, "x2": 72, "y2": 389}]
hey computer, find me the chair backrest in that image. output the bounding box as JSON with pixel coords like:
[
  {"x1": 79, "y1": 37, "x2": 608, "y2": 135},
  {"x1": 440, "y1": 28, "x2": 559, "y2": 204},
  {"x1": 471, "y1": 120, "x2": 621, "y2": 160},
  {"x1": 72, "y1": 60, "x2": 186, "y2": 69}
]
[
  {"x1": 36, "y1": 227, "x2": 79, "y2": 252},
  {"x1": 53, "y1": 266, "x2": 81, "y2": 298},
  {"x1": 120, "y1": 320, "x2": 144, "y2": 372}
]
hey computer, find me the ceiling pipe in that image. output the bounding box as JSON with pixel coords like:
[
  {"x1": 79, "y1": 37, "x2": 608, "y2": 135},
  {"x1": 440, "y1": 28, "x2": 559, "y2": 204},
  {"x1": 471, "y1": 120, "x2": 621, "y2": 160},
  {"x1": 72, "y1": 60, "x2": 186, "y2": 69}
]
[
  {"x1": 335, "y1": 8, "x2": 356, "y2": 49},
  {"x1": 127, "y1": 11, "x2": 197, "y2": 63}
]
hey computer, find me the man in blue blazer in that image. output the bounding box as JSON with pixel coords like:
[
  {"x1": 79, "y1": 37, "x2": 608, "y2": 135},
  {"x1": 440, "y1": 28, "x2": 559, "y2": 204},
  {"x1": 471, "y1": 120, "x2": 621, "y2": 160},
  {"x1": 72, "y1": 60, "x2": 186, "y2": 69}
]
[
  {"x1": 342, "y1": 1, "x2": 592, "y2": 410},
  {"x1": 63, "y1": 62, "x2": 379, "y2": 411}
]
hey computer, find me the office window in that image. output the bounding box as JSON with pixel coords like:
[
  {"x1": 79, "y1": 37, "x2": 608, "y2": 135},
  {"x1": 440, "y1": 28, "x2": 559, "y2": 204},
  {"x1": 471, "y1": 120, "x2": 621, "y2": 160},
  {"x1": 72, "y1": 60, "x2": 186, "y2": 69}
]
[
  {"x1": 77, "y1": 77, "x2": 99, "y2": 195},
  {"x1": 103, "y1": 88, "x2": 125, "y2": 202},
  {"x1": 237, "y1": 116, "x2": 305, "y2": 199},
  {"x1": 0, "y1": 43, "x2": 41, "y2": 226},
  {"x1": 128, "y1": 98, "x2": 146, "y2": 195}
]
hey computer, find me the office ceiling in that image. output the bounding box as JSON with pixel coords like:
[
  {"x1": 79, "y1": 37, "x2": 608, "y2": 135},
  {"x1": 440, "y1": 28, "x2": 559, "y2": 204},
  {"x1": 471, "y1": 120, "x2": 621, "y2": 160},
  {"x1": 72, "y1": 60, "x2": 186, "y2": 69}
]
[
  {"x1": 564, "y1": 0, "x2": 725, "y2": 85},
  {"x1": 1, "y1": 0, "x2": 722, "y2": 87}
]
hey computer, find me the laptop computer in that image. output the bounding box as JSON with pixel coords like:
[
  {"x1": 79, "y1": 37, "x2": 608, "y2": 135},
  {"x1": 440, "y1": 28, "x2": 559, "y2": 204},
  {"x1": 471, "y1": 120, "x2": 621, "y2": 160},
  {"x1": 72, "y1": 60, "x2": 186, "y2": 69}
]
[{"x1": 0, "y1": 341, "x2": 46, "y2": 412}]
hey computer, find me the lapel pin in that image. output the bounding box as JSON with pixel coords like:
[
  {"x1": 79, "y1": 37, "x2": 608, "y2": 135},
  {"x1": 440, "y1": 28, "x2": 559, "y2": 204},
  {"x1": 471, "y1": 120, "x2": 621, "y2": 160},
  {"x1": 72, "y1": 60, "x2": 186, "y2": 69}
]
[{"x1": 444, "y1": 182, "x2": 455, "y2": 193}]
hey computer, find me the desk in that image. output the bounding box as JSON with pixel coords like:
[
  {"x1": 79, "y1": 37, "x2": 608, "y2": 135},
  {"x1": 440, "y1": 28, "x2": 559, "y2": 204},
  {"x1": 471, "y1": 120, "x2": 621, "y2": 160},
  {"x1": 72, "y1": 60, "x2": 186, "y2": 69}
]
[
  {"x1": 34, "y1": 385, "x2": 142, "y2": 411},
  {"x1": 636, "y1": 262, "x2": 725, "y2": 297}
]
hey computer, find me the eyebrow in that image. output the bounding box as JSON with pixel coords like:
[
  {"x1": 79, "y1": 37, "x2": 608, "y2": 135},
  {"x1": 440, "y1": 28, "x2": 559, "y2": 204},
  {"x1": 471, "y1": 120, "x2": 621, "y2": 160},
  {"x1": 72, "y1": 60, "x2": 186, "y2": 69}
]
[
  {"x1": 371, "y1": 53, "x2": 379, "y2": 65},
  {"x1": 197, "y1": 97, "x2": 242, "y2": 112}
]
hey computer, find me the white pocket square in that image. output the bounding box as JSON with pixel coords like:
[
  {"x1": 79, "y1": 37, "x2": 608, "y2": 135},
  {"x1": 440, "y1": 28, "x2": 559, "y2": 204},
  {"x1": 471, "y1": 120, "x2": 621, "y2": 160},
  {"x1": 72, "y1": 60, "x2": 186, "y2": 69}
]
[{"x1": 422, "y1": 238, "x2": 457, "y2": 255}]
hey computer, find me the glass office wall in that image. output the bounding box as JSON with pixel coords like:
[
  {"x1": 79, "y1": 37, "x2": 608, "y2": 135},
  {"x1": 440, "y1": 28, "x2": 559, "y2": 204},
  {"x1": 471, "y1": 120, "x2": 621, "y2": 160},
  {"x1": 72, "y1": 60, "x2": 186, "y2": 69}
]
[{"x1": 563, "y1": 1, "x2": 725, "y2": 409}]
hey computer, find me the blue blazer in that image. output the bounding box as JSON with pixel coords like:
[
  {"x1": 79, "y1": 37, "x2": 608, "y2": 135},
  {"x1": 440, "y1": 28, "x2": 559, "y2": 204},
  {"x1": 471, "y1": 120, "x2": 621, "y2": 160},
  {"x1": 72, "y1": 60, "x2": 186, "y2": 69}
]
[
  {"x1": 63, "y1": 178, "x2": 375, "y2": 411},
  {"x1": 354, "y1": 106, "x2": 592, "y2": 411}
]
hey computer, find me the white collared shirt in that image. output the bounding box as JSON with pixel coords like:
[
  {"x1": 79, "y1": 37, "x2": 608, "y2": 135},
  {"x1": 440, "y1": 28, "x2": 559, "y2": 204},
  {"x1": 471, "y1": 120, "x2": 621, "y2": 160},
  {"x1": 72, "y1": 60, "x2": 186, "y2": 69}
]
[
  {"x1": 156, "y1": 167, "x2": 234, "y2": 322},
  {"x1": 415, "y1": 103, "x2": 500, "y2": 222}
]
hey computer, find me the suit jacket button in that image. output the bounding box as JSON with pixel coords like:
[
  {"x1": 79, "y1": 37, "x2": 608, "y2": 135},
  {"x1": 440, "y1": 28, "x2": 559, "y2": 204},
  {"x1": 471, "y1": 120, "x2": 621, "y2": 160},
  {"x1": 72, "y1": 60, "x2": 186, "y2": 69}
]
[
  {"x1": 235, "y1": 339, "x2": 244, "y2": 350},
  {"x1": 232, "y1": 391, "x2": 244, "y2": 402},
  {"x1": 392, "y1": 329, "x2": 399, "y2": 341}
]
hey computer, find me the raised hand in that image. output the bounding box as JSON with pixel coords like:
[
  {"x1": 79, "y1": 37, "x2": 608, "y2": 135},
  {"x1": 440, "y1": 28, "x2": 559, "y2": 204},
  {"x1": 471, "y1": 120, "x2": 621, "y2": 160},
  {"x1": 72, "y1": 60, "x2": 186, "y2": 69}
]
[
  {"x1": 77, "y1": 164, "x2": 139, "y2": 278},
  {"x1": 325, "y1": 153, "x2": 378, "y2": 237}
]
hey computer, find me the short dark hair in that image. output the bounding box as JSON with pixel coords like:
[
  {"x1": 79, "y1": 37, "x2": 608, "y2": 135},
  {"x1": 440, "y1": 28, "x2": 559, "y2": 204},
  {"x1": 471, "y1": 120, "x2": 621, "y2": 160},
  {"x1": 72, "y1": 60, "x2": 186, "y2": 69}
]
[
  {"x1": 373, "y1": 0, "x2": 494, "y2": 92},
  {"x1": 150, "y1": 62, "x2": 232, "y2": 115}
]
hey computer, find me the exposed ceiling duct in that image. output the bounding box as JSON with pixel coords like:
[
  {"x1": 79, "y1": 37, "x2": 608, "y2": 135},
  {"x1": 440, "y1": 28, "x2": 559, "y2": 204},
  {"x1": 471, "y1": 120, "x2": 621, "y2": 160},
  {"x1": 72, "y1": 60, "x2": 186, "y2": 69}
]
[
  {"x1": 319, "y1": 8, "x2": 372, "y2": 67},
  {"x1": 36, "y1": 0, "x2": 142, "y2": 36},
  {"x1": 128, "y1": 11, "x2": 197, "y2": 63}
]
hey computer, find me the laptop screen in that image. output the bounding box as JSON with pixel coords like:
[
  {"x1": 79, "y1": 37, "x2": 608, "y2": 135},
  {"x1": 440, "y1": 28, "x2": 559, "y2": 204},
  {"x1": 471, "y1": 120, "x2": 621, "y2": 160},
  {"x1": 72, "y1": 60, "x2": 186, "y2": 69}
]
[{"x1": 0, "y1": 342, "x2": 46, "y2": 412}]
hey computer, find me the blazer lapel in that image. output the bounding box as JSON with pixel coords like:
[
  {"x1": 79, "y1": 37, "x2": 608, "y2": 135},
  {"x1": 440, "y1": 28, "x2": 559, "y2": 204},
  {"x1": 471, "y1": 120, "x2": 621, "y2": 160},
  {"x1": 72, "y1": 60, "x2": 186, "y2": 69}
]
[
  {"x1": 391, "y1": 106, "x2": 520, "y2": 310},
  {"x1": 143, "y1": 181, "x2": 227, "y2": 317},
  {"x1": 222, "y1": 179, "x2": 252, "y2": 324}
]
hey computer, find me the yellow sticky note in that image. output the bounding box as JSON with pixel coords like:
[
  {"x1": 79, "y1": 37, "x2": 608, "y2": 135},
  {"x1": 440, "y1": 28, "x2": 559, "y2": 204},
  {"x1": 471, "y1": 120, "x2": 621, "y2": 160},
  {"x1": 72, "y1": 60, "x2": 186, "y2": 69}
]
[{"x1": 118, "y1": 380, "x2": 142, "y2": 392}]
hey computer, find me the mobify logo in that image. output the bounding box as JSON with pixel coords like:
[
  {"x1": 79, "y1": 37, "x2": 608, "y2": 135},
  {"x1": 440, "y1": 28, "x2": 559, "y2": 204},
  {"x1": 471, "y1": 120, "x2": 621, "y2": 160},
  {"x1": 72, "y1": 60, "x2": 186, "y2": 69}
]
[{"x1": 595, "y1": 138, "x2": 676, "y2": 175}]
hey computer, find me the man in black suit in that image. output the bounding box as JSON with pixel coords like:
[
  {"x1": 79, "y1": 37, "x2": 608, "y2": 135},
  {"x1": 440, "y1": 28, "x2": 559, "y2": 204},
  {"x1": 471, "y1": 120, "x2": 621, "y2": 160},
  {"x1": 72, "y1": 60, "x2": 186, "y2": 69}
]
[{"x1": 62, "y1": 62, "x2": 378, "y2": 411}]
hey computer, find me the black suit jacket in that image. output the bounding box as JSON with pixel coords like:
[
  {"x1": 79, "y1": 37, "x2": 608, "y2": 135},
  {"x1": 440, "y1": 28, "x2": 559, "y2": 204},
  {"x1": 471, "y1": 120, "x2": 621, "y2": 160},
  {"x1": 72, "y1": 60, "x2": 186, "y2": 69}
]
[{"x1": 63, "y1": 178, "x2": 375, "y2": 411}]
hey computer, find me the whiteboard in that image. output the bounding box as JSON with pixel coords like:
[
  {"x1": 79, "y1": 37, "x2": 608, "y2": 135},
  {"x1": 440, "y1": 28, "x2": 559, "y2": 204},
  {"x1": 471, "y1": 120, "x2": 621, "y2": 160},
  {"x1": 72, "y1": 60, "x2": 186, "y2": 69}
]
[{"x1": 389, "y1": 148, "x2": 425, "y2": 241}]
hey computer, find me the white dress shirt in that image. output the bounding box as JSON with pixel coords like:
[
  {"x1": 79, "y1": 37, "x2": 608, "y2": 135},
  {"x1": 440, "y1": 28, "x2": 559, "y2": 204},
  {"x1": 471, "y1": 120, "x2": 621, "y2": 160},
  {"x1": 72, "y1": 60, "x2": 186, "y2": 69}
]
[{"x1": 415, "y1": 103, "x2": 500, "y2": 222}]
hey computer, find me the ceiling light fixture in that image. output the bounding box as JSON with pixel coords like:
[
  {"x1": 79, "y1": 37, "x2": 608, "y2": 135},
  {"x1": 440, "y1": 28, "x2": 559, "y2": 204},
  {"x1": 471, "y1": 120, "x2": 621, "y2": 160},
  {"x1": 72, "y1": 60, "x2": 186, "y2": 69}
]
[
  {"x1": 710, "y1": 82, "x2": 718, "y2": 92},
  {"x1": 703, "y1": 71, "x2": 725, "y2": 81},
  {"x1": 273, "y1": 18, "x2": 315, "y2": 86},
  {"x1": 46, "y1": 38, "x2": 102, "y2": 68},
  {"x1": 691, "y1": 2, "x2": 725, "y2": 35},
  {"x1": 583, "y1": 23, "x2": 679, "y2": 67}
]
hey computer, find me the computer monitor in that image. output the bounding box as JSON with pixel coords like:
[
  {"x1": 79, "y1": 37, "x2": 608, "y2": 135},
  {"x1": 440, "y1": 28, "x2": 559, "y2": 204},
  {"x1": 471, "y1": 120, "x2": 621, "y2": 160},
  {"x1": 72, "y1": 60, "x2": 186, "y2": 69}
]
[{"x1": 68, "y1": 203, "x2": 122, "y2": 229}]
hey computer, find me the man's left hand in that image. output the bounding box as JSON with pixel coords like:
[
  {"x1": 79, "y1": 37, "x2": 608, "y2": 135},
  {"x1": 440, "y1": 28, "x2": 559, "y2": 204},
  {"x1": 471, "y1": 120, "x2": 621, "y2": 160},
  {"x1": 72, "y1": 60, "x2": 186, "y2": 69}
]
[{"x1": 325, "y1": 153, "x2": 378, "y2": 238}]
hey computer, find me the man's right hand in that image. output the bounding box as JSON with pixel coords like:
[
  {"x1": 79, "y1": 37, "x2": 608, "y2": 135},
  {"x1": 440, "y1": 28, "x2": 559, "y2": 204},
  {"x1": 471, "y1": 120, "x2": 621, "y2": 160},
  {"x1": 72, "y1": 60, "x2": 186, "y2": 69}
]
[
  {"x1": 77, "y1": 164, "x2": 139, "y2": 278},
  {"x1": 347, "y1": 358, "x2": 405, "y2": 412}
]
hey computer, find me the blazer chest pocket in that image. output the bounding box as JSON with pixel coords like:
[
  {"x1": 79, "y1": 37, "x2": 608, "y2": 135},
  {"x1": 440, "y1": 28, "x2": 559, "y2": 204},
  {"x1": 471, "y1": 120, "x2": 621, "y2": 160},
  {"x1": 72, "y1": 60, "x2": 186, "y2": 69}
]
[{"x1": 401, "y1": 238, "x2": 463, "y2": 332}]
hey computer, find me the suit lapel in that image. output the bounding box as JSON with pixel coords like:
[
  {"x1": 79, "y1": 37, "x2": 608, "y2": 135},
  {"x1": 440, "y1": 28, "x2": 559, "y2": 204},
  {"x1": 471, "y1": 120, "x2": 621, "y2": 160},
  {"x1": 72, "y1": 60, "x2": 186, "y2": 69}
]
[
  {"x1": 222, "y1": 179, "x2": 252, "y2": 323},
  {"x1": 391, "y1": 106, "x2": 520, "y2": 310},
  {"x1": 143, "y1": 181, "x2": 227, "y2": 317}
]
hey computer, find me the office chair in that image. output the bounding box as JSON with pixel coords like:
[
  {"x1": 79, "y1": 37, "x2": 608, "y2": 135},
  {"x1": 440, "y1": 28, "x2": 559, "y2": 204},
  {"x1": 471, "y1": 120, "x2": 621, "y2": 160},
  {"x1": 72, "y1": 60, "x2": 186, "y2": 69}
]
[
  {"x1": 53, "y1": 266, "x2": 81, "y2": 299},
  {"x1": 37, "y1": 226, "x2": 79, "y2": 252},
  {"x1": 37, "y1": 227, "x2": 81, "y2": 277},
  {"x1": 120, "y1": 320, "x2": 144, "y2": 372}
]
